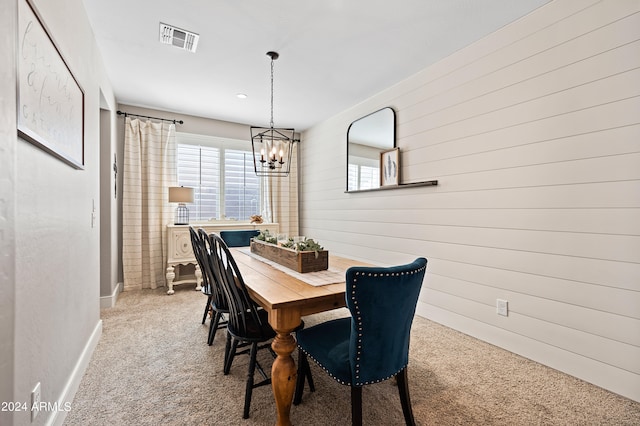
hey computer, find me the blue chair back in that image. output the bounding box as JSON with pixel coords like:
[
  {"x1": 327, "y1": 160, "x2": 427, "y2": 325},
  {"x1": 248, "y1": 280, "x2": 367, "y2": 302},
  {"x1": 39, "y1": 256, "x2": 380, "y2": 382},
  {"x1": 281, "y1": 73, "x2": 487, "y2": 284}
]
[
  {"x1": 219, "y1": 229, "x2": 260, "y2": 247},
  {"x1": 345, "y1": 258, "x2": 427, "y2": 386}
]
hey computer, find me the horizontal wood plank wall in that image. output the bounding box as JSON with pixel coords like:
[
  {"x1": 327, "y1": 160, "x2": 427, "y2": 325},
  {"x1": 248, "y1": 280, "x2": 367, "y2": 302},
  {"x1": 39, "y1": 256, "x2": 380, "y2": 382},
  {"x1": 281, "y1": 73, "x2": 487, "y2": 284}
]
[{"x1": 298, "y1": 0, "x2": 640, "y2": 401}]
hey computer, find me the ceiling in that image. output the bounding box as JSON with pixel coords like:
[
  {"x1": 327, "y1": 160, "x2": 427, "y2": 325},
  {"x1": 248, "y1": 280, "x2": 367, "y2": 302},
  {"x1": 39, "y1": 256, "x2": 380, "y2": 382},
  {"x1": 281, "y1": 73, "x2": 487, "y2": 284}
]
[{"x1": 82, "y1": 0, "x2": 549, "y2": 131}]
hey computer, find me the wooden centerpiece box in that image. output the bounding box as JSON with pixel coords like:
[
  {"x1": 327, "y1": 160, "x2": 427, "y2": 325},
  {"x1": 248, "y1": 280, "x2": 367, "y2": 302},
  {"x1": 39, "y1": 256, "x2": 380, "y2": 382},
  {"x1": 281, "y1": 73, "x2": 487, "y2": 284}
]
[{"x1": 250, "y1": 239, "x2": 328, "y2": 273}]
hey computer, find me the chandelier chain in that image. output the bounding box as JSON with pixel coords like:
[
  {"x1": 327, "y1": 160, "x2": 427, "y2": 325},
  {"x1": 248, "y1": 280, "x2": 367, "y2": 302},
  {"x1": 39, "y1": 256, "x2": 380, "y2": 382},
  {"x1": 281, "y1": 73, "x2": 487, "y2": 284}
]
[
  {"x1": 270, "y1": 57, "x2": 275, "y2": 128},
  {"x1": 250, "y1": 50, "x2": 294, "y2": 177}
]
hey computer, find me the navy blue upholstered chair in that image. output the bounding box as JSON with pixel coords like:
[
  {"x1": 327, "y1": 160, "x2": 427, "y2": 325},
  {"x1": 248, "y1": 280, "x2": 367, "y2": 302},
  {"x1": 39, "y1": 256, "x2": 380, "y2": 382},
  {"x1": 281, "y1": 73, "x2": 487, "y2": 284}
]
[
  {"x1": 219, "y1": 229, "x2": 260, "y2": 247},
  {"x1": 293, "y1": 258, "x2": 428, "y2": 426}
]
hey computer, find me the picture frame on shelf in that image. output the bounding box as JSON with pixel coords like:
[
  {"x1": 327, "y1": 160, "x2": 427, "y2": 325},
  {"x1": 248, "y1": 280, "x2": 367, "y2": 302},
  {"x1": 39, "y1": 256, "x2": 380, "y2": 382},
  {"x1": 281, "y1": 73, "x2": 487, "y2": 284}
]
[{"x1": 380, "y1": 147, "x2": 400, "y2": 187}]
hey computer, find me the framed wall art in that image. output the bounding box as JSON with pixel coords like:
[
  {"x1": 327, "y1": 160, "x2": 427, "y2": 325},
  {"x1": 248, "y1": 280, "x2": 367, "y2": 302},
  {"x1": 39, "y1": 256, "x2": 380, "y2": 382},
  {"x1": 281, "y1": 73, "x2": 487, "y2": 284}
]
[
  {"x1": 17, "y1": 0, "x2": 85, "y2": 169},
  {"x1": 380, "y1": 147, "x2": 400, "y2": 187}
]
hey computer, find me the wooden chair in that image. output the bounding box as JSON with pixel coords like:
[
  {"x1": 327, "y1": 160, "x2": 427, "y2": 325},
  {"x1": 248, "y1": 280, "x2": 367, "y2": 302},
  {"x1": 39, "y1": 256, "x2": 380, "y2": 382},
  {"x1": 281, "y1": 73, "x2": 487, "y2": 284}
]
[{"x1": 293, "y1": 258, "x2": 428, "y2": 426}]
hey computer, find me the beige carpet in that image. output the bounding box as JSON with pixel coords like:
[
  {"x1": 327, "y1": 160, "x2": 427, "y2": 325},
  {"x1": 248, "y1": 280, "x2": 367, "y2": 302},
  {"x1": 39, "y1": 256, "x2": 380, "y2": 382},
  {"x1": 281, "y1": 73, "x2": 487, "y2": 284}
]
[{"x1": 64, "y1": 287, "x2": 640, "y2": 425}]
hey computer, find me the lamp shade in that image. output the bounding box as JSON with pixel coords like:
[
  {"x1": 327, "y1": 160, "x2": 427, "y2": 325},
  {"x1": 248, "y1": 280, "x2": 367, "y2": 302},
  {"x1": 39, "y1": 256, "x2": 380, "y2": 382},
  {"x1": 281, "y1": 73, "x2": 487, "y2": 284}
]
[{"x1": 168, "y1": 186, "x2": 194, "y2": 203}]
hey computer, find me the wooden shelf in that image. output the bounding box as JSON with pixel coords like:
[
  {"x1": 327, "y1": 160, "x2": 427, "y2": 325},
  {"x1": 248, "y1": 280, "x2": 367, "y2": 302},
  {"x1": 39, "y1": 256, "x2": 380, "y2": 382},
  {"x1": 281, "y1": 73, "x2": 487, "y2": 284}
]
[{"x1": 346, "y1": 180, "x2": 438, "y2": 193}]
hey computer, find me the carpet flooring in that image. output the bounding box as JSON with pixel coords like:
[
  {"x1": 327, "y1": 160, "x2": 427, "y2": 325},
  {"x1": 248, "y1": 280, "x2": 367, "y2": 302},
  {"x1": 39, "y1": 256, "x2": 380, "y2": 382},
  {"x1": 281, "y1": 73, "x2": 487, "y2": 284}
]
[{"x1": 64, "y1": 286, "x2": 640, "y2": 425}]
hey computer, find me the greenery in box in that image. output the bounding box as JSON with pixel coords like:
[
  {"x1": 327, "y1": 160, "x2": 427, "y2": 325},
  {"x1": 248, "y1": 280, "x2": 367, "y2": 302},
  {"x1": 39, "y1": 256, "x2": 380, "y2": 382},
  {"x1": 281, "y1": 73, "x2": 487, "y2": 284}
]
[
  {"x1": 254, "y1": 229, "x2": 278, "y2": 244},
  {"x1": 254, "y1": 230, "x2": 324, "y2": 258}
]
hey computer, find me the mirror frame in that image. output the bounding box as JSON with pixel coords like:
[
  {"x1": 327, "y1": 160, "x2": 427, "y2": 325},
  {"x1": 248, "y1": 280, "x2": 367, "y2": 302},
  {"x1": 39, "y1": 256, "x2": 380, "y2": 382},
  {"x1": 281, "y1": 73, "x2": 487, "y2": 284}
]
[{"x1": 346, "y1": 107, "x2": 396, "y2": 192}]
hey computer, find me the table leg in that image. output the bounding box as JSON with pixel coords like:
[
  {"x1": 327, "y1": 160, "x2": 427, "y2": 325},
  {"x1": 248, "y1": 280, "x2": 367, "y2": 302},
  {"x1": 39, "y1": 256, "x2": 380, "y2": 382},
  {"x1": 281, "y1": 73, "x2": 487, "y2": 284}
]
[
  {"x1": 166, "y1": 265, "x2": 175, "y2": 295},
  {"x1": 271, "y1": 331, "x2": 297, "y2": 426}
]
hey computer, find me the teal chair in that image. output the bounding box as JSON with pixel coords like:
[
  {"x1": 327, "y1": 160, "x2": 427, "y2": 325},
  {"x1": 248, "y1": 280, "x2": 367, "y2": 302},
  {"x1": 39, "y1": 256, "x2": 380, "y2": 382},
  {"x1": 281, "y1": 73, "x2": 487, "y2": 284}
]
[
  {"x1": 293, "y1": 258, "x2": 428, "y2": 426},
  {"x1": 219, "y1": 229, "x2": 259, "y2": 247}
]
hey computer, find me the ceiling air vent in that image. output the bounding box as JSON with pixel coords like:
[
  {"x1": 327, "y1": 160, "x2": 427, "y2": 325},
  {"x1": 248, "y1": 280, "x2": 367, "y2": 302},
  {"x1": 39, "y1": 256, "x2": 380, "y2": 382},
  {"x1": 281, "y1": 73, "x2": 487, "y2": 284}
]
[{"x1": 159, "y1": 23, "x2": 199, "y2": 53}]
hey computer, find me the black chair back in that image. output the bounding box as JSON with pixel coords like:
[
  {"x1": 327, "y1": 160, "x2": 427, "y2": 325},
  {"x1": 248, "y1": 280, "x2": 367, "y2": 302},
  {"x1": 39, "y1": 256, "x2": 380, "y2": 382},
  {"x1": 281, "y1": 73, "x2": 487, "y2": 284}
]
[
  {"x1": 208, "y1": 233, "x2": 271, "y2": 340},
  {"x1": 198, "y1": 228, "x2": 228, "y2": 311},
  {"x1": 189, "y1": 227, "x2": 211, "y2": 294}
]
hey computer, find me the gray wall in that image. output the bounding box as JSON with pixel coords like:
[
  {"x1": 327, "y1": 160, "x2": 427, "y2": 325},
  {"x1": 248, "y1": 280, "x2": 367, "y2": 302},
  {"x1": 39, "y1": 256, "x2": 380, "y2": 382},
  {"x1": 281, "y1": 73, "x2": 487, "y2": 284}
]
[
  {"x1": 2, "y1": 3, "x2": 638, "y2": 426},
  {"x1": 0, "y1": 0, "x2": 18, "y2": 424},
  {"x1": 299, "y1": 0, "x2": 640, "y2": 401},
  {"x1": 3, "y1": 0, "x2": 117, "y2": 424},
  {"x1": 100, "y1": 107, "x2": 120, "y2": 304}
]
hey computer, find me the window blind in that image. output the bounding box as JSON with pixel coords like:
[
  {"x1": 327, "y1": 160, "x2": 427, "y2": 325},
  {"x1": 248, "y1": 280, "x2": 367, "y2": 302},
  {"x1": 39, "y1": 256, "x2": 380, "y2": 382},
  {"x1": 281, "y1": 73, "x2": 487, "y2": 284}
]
[{"x1": 177, "y1": 143, "x2": 259, "y2": 221}]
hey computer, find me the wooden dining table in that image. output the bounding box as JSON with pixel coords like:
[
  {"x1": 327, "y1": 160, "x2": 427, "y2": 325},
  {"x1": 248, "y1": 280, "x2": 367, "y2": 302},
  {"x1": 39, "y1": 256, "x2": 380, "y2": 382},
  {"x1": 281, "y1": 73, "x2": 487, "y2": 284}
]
[{"x1": 230, "y1": 248, "x2": 368, "y2": 426}]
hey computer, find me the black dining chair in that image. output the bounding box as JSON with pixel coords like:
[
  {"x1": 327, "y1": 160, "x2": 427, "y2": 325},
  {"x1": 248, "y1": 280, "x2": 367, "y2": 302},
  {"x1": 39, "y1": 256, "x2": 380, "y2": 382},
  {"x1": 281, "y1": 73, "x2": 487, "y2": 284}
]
[
  {"x1": 199, "y1": 229, "x2": 231, "y2": 345},
  {"x1": 207, "y1": 233, "x2": 283, "y2": 419},
  {"x1": 293, "y1": 258, "x2": 428, "y2": 426},
  {"x1": 189, "y1": 227, "x2": 213, "y2": 324},
  {"x1": 189, "y1": 227, "x2": 229, "y2": 346}
]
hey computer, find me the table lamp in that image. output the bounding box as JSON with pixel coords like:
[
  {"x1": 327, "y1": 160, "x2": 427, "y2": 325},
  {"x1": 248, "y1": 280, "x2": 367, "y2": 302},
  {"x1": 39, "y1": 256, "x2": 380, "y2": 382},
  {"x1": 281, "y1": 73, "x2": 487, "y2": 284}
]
[{"x1": 168, "y1": 186, "x2": 194, "y2": 225}]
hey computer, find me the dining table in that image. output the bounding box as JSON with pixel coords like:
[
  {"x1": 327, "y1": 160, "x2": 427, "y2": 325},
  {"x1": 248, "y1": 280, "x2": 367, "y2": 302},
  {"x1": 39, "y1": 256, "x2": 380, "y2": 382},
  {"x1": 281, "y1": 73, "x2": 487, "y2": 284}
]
[{"x1": 230, "y1": 247, "x2": 369, "y2": 426}]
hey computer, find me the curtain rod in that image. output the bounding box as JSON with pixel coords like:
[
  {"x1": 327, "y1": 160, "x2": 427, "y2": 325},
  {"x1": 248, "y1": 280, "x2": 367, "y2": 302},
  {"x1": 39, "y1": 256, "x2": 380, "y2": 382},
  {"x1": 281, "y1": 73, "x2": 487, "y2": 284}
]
[{"x1": 117, "y1": 110, "x2": 184, "y2": 125}]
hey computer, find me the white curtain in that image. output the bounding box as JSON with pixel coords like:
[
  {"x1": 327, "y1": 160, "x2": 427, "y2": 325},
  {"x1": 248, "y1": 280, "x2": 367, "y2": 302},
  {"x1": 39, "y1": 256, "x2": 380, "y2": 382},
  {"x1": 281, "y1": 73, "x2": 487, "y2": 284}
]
[
  {"x1": 261, "y1": 142, "x2": 299, "y2": 237},
  {"x1": 122, "y1": 118, "x2": 177, "y2": 290}
]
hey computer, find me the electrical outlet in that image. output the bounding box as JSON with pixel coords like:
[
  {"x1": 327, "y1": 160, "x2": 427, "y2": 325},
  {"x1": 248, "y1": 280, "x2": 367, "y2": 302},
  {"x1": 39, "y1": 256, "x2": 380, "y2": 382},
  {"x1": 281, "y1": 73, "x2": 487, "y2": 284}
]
[
  {"x1": 31, "y1": 382, "x2": 41, "y2": 422},
  {"x1": 496, "y1": 299, "x2": 508, "y2": 316}
]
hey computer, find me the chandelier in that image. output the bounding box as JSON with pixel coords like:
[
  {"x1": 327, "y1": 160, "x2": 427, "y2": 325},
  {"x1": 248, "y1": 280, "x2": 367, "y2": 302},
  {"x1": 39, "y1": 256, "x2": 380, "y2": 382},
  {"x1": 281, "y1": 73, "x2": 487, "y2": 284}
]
[{"x1": 250, "y1": 51, "x2": 296, "y2": 177}]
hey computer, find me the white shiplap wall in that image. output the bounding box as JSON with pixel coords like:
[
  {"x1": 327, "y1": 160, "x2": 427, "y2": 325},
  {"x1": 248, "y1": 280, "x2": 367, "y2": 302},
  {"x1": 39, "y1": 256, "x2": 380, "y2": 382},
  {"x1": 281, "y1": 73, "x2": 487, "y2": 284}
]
[{"x1": 299, "y1": 0, "x2": 640, "y2": 401}]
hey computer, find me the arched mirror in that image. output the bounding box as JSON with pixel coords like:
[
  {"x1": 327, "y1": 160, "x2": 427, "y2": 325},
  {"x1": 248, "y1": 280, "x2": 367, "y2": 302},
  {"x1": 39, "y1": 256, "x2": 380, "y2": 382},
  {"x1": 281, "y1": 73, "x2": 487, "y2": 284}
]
[{"x1": 346, "y1": 107, "x2": 395, "y2": 192}]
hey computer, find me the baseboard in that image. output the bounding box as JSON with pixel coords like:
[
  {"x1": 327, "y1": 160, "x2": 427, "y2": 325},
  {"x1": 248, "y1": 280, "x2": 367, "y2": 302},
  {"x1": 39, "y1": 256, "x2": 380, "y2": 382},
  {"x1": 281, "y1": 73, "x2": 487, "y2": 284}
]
[
  {"x1": 122, "y1": 282, "x2": 141, "y2": 292},
  {"x1": 47, "y1": 320, "x2": 102, "y2": 426},
  {"x1": 100, "y1": 282, "x2": 122, "y2": 308},
  {"x1": 416, "y1": 302, "x2": 640, "y2": 403}
]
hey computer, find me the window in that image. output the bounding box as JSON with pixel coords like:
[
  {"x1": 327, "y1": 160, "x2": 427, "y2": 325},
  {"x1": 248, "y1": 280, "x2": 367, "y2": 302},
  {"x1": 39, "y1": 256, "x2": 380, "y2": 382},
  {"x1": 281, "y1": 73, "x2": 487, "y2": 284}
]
[
  {"x1": 176, "y1": 133, "x2": 261, "y2": 221},
  {"x1": 224, "y1": 149, "x2": 260, "y2": 220},
  {"x1": 348, "y1": 164, "x2": 379, "y2": 191}
]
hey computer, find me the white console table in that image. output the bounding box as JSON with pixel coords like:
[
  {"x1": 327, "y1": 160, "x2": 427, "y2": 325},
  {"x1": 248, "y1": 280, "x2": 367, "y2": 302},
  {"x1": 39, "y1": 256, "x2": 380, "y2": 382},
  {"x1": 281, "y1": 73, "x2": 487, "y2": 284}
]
[{"x1": 165, "y1": 222, "x2": 279, "y2": 294}]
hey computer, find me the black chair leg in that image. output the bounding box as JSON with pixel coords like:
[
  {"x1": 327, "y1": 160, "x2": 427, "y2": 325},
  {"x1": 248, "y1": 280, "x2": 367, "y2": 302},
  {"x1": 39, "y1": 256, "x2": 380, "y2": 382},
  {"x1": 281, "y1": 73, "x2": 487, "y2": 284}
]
[
  {"x1": 293, "y1": 349, "x2": 315, "y2": 405},
  {"x1": 305, "y1": 354, "x2": 315, "y2": 392},
  {"x1": 351, "y1": 386, "x2": 363, "y2": 426},
  {"x1": 208, "y1": 310, "x2": 221, "y2": 345},
  {"x1": 202, "y1": 296, "x2": 212, "y2": 324},
  {"x1": 397, "y1": 367, "x2": 416, "y2": 426},
  {"x1": 224, "y1": 332, "x2": 239, "y2": 374},
  {"x1": 293, "y1": 349, "x2": 306, "y2": 405},
  {"x1": 243, "y1": 343, "x2": 258, "y2": 419}
]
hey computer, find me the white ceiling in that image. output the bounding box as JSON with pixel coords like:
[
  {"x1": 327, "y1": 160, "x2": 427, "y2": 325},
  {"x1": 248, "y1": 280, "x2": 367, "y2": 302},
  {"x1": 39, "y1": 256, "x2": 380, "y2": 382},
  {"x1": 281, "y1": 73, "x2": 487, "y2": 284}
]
[{"x1": 82, "y1": 0, "x2": 549, "y2": 131}]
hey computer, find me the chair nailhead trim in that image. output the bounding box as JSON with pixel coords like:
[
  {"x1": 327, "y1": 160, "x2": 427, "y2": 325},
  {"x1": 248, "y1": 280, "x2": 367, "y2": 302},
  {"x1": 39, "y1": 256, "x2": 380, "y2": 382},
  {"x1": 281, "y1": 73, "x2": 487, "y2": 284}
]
[
  {"x1": 348, "y1": 263, "x2": 426, "y2": 385},
  {"x1": 300, "y1": 263, "x2": 426, "y2": 387}
]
